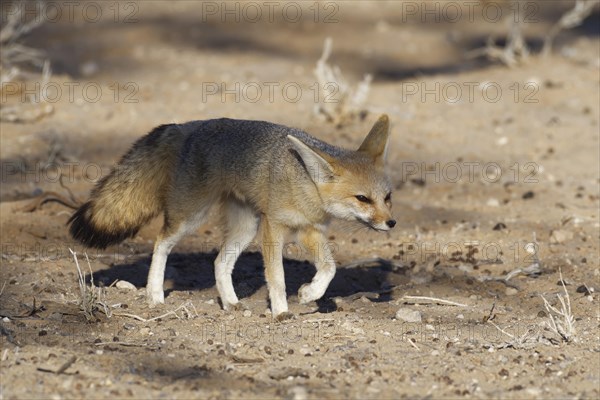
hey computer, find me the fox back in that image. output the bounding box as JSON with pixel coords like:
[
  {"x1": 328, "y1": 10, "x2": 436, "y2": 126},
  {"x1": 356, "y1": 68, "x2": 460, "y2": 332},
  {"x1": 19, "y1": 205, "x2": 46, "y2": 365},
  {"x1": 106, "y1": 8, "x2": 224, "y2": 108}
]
[{"x1": 171, "y1": 117, "x2": 394, "y2": 231}]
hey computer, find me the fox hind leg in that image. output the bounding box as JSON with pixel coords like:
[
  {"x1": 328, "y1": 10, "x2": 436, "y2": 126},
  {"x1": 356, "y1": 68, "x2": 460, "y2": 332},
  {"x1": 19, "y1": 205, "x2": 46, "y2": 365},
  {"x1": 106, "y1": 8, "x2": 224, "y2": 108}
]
[
  {"x1": 214, "y1": 199, "x2": 259, "y2": 311},
  {"x1": 146, "y1": 210, "x2": 208, "y2": 306}
]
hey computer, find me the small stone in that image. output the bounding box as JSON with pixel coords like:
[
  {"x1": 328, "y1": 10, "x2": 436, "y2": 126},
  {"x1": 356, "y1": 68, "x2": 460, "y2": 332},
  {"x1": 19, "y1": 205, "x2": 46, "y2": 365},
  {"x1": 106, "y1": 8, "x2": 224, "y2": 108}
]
[
  {"x1": 139, "y1": 327, "x2": 151, "y2": 336},
  {"x1": 341, "y1": 320, "x2": 365, "y2": 335},
  {"x1": 486, "y1": 198, "x2": 500, "y2": 207},
  {"x1": 395, "y1": 308, "x2": 422, "y2": 323},
  {"x1": 522, "y1": 191, "x2": 535, "y2": 200},
  {"x1": 205, "y1": 299, "x2": 215, "y2": 305},
  {"x1": 287, "y1": 386, "x2": 308, "y2": 400},
  {"x1": 576, "y1": 285, "x2": 593, "y2": 295},
  {"x1": 299, "y1": 347, "x2": 312, "y2": 356},
  {"x1": 242, "y1": 310, "x2": 252, "y2": 318},
  {"x1": 115, "y1": 280, "x2": 136, "y2": 291},
  {"x1": 550, "y1": 229, "x2": 573, "y2": 244},
  {"x1": 458, "y1": 264, "x2": 473, "y2": 273},
  {"x1": 493, "y1": 222, "x2": 507, "y2": 231},
  {"x1": 80, "y1": 61, "x2": 99, "y2": 77},
  {"x1": 505, "y1": 287, "x2": 518, "y2": 296}
]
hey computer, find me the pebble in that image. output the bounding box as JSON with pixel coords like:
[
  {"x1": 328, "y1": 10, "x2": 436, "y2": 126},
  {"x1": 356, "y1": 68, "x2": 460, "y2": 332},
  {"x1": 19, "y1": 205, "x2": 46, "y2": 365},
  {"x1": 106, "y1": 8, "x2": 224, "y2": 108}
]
[
  {"x1": 487, "y1": 198, "x2": 500, "y2": 207},
  {"x1": 242, "y1": 310, "x2": 252, "y2": 318},
  {"x1": 299, "y1": 348, "x2": 312, "y2": 356},
  {"x1": 80, "y1": 61, "x2": 99, "y2": 77},
  {"x1": 550, "y1": 229, "x2": 573, "y2": 244},
  {"x1": 115, "y1": 280, "x2": 137, "y2": 291},
  {"x1": 139, "y1": 327, "x2": 151, "y2": 336},
  {"x1": 123, "y1": 323, "x2": 136, "y2": 330},
  {"x1": 505, "y1": 287, "x2": 518, "y2": 296},
  {"x1": 287, "y1": 386, "x2": 308, "y2": 400},
  {"x1": 395, "y1": 308, "x2": 422, "y2": 323},
  {"x1": 458, "y1": 264, "x2": 473, "y2": 273},
  {"x1": 341, "y1": 320, "x2": 365, "y2": 335}
]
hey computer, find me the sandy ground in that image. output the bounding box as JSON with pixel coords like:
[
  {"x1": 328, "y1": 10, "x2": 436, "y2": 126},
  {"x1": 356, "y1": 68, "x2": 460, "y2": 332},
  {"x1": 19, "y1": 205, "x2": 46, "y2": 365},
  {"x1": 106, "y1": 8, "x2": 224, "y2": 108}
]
[{"x1": 1, "y1": 1, "x2": 599, "y2": 398}]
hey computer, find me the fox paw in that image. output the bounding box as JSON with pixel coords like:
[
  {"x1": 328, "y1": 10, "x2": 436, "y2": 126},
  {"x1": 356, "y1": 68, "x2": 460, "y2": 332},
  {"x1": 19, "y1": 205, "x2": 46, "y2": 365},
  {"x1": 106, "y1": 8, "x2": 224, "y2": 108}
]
[
  {"x1": 146, "y1": 289, "x2": 165, "y2": 307},
  {"x1": 298, "y1": 283, "x2": 319, "y2": 304},
  {"x1": 274, "y1": 311, "x2": 295, "y2": 322},
  {"x1": 222, "y1": 300, "x2": 246, "y2": 312}
]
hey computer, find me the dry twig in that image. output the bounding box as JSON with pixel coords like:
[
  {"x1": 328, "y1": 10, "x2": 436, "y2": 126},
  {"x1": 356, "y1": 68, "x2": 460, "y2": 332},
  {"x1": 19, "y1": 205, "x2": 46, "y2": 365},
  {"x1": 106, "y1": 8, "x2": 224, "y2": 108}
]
[
  {"x1": 400, "y1": 295, "x2": 468, "y2": 307},
  {"x1": 111, "y1": 301, "x2": 199, "y2": 322}
]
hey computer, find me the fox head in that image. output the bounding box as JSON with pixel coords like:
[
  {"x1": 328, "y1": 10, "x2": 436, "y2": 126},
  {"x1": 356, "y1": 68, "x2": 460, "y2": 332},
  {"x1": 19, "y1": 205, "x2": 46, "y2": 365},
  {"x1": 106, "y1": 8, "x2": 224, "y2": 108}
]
[{"x1": 288, "y1": 114, "x2": 395, "y2": 231}]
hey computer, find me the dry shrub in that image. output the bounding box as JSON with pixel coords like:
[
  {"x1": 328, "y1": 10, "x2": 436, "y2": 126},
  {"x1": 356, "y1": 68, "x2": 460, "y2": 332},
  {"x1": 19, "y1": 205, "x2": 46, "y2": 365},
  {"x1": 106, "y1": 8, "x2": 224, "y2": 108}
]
[
  {"x1": 313, "y1": 37, "x2": 372, "y2": 127},
  {"x1": 1, "y1": 0, "x2": 53, "y2": 123}
]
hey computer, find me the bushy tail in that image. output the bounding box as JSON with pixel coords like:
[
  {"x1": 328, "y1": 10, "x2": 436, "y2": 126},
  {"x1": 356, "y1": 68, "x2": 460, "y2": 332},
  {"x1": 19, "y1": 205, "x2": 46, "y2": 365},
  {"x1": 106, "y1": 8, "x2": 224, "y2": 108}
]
[{"x1": 69, "y1": 124, "x2": 185, "y2": 249}]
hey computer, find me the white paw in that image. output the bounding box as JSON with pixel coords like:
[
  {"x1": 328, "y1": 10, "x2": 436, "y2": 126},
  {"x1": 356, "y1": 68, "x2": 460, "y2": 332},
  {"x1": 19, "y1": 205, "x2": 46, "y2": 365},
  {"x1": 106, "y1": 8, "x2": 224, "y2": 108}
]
[
  {"x1": 298, "y1": 283, "x2": 319, "y2": 304},
  {"x1": 274, "y1": 311, "x2": 294, "y2": 322},
  {"x1": 221, "y1": 299, "x2": 245, "y2": 312},
  {"x1": 146, "y1": 288, "x2": 164, "y2": 307}
]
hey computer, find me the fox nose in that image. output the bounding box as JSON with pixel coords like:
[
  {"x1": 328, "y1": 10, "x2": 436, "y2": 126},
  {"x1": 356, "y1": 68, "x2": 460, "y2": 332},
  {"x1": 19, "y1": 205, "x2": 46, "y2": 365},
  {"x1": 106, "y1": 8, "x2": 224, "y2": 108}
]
[{"x1": 386, "y1": 219, "x2": 396, "y2": 228}]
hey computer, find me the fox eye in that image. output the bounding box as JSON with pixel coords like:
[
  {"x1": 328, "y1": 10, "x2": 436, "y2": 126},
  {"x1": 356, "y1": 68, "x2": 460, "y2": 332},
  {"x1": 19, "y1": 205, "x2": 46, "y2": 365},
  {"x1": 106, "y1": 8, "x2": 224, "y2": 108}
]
[
  {"x1": 384, "y1": 193, "x2": 392, "y2": 202},
  {"x1": 355, "y1": 195, "x2": 372, "y2": 204}
]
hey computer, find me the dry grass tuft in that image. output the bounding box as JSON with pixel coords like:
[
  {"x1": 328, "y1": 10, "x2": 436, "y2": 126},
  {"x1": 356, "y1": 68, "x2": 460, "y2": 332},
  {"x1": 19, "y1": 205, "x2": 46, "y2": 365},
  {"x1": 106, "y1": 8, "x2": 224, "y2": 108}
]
[
  {"x1": 541, "y1": 268, "x2": 576, "y2": 342},
  {"x1": 470, "y1": 0, "x2": 597, "y2": 66},
  {"x1": 543, "y1": 0, "x2": 597, "y2": 56},
  {"x1": 69, "y1": 249, "x2": 109, "y2": 321},
  {"x1": 313, "y1": 37, "x2": 372, "y2": 127},
  {"x1": 1, "y1": 0, "x2": 53, "y2": 123}
]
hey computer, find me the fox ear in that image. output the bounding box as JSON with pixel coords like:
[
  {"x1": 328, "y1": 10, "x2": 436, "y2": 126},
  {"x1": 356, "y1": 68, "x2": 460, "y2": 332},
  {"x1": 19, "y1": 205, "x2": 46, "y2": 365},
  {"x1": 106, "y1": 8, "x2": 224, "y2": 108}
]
[
  {"x1": 288, "y1": 135, "x2": 335, "y2": 183},
  {"x1": 358, "y1": 114, "x2": 390, "y2": 166}
]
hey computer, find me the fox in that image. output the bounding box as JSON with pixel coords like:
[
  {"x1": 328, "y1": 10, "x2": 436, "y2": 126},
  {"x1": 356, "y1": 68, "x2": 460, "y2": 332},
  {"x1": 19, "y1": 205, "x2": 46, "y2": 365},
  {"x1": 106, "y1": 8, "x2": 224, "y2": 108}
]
[{"x1": 68, "y1": 115, "x2": 395, "y2": 320}]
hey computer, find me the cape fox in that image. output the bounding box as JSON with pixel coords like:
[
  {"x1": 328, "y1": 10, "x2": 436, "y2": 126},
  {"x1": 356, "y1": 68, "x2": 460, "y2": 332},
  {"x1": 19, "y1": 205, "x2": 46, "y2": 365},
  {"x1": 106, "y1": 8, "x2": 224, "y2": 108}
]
[{"x1": 69, "y1": 115, "x2": 395, "y2": 320}]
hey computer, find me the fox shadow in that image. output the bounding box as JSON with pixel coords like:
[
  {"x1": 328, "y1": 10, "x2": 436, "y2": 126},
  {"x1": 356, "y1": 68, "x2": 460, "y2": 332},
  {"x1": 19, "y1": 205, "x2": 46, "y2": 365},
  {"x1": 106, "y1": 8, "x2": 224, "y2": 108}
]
[{"x1": 90, "y1": 251, "x2": 396, "y2": 312}]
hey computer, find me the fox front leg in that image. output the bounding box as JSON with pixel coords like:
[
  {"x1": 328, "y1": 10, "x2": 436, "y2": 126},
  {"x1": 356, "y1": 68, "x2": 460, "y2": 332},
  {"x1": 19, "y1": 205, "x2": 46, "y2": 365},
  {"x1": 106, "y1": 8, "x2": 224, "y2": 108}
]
[{"x1": 297, "y1": 227, "x2": 336, "y2": 304}]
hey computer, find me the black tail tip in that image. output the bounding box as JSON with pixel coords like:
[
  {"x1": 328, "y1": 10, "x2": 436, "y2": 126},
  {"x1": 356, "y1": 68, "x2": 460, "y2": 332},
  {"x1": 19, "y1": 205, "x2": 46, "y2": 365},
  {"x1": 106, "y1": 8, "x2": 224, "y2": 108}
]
[{"x1": 68, "y1": 202, "x2": 139, "y2": 249}]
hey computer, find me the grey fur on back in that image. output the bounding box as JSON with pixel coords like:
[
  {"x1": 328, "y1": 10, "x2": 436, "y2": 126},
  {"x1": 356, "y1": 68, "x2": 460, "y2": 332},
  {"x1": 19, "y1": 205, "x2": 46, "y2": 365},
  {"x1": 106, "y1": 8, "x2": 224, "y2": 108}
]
[{"x1": 168, "y1": 118, "x2": 352, "y2": 216}]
